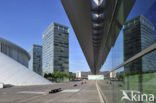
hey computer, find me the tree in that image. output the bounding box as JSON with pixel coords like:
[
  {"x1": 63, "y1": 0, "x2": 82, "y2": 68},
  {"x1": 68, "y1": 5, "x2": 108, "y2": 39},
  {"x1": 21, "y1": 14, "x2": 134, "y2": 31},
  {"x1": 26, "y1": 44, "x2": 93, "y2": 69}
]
[
  {"x1": 44, "y1": 73, "x2": 48, "y2": 78},
  {"x1": 44, "y1": 72, "x2": 74, "y2": 82},
  {"x1": 68, "y1": 74, "x2": 74, "y2": 80},
  {"x1": 119, "y1": 71, "x2": 124, "y2": 80}
]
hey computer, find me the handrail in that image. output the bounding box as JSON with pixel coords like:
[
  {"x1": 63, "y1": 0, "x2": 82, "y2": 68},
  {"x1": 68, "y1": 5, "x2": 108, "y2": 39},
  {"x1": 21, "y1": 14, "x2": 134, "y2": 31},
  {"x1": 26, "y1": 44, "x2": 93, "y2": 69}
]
[{"x1": 110, "y1": 43, "x2": 156, "y2": 72}]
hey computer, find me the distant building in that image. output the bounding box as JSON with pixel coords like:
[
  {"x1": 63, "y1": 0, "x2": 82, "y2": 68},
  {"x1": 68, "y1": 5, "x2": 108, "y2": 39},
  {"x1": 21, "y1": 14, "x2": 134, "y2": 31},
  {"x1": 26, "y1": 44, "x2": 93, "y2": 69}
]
[
  {"x1": 76, "y1": 71, "x2": 91, "y2": 79},
  {"x1": 123, "y1": 15, "x2": 156, "y2": 74},
  {"x1": 69, "y1": 72, "x2": 76, "y2": 77},
  {"x1": 42, "y1": 22, "x2": 69, "y2": 75},
  {"x1": 76, "y1": 71, "x2": 108, "y2": 79},
  {"x1": 0, "y1": 37, "x2": 30, "y2": 67},
  {"x1": 29, "y1": 45, "x2": 42, "y2": 75},
  {"x1": 102, "y1": 71, "x2": 110, "y2": 79},
  {"x1": 110, "y1": 71, "x2": 116, "y2": 79},
  {"x1": 88, "y1": 75, "x2": 104, "y2": 80}
]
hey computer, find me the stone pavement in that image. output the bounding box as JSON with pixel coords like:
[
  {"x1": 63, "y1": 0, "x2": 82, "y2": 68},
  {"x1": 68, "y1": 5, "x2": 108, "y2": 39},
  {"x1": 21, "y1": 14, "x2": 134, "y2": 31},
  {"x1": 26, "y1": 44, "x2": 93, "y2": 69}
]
[{"x1": 0, "y1": 81, "x2": 100, "y2": 103}]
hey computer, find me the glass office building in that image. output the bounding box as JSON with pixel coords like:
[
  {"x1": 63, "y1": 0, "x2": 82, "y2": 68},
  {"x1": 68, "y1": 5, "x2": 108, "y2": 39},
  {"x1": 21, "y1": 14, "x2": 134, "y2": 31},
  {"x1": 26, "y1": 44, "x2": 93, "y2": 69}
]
[
  {"x1": 28, "y1": 45, "x2": 42, "y2": 75},
  {"x1": 42, "y1": 22, "x2": 69, "y2": 75},
  {"x1": 124, "y1": 15, "x2": 156, "y2": 74}
]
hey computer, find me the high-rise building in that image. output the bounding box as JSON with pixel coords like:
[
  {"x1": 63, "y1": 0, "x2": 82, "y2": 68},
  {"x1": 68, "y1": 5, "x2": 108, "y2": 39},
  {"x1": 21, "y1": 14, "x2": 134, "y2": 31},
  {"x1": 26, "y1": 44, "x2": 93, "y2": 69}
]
[
  {"x1": 123, "y1": 15, "x2": 156, "y2": 73},
  {"x1": 29, "y1": 45, "x2": 42, "y2": 75},
  {"x1": 42, "y1": 22, "x2": 69, "y2": 75}
]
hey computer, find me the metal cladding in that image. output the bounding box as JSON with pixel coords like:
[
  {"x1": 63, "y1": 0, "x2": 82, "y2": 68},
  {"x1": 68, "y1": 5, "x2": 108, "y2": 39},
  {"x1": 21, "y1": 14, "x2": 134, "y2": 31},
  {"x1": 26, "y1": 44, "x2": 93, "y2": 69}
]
[
  {"x1": 91, "y1": 0, "x2": 106, "y2": 12},
  {"x1": 61, "y1": 0, "x2": 136, "y2": 74},
  {"x1": 92, "y1": 23, "x2": 104, "y2": 30},
  {"x1": 92, "y1": 29, "x2": 103, "y2": 35},
  {"x1": 91, "y1": 13, "x2": 105, "y2": 23},
  {"x1": 91, "y1": 0, "x2": 106, "y2": 55},
  {"x1": 91, "y1": 0, "x2": 106, "y2": 71}
]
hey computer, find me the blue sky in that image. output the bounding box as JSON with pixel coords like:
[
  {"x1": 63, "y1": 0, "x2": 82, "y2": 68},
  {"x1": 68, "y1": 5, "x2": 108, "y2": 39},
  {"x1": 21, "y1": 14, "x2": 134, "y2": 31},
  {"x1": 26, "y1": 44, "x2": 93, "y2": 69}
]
[
  {"x1": 0, "y1": 0, "x2": 156, "y2": 72},
  {"x1": 0, "y1": 0, "x2": 90, "y2": 72}
]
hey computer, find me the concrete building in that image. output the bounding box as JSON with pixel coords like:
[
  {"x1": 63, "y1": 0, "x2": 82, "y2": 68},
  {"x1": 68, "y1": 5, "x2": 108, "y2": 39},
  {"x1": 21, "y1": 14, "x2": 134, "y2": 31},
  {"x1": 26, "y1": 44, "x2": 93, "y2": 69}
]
[
  {"x1": 42, "y1": 22, "x2": 69, "y2": 75},
  {"x1": 0, "y1": 37, "x2": 30, "y2": 67},
  {"x1": 76, "y1": 71, "x2": 108, "y2": 79},
  {"x1": 88, "y1": 75, "x2": 104, "y2": 80},
  {"x1": 29, "y1": 45, "x2": 42, "y2": 75},
  {"x1": 76, "y1": 71, "x2": 91, "y2": 79},
  {"x1": 124, "y1": 15, "x2": 156, "y2": 74},
  {"x1": 110, "y1": 71, "x2": 116, "y2": 79}
]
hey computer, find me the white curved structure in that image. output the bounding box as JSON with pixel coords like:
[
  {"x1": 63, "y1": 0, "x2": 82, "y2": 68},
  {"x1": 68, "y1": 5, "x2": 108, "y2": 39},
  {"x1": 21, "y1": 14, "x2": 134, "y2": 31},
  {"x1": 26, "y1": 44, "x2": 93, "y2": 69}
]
[
  {"x1": 0, "y1": 52, "x2": 51, "y2": 86},
  {"x1": 0, "y1": 38, "x2": 30, "y2": 67}
]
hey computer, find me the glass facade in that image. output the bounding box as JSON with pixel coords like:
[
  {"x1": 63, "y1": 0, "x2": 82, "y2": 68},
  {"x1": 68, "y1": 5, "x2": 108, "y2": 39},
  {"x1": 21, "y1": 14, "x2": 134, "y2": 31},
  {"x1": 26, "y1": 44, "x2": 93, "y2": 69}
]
[
  {"x1": 42, "y1": 22, "x2": 69, "y2": 74},
  {"x1": 98, "y1": 50, "x2": 156, "y2": 103},
  {"x1": 99, "y1": 0, "x2": 156, "y2": 103},
  {"x1": 28, "y1": 45, "x2": 42, "y2": 75},
  {"x1": 124, "y1": 15, "x2": 155, "y2": 74}
]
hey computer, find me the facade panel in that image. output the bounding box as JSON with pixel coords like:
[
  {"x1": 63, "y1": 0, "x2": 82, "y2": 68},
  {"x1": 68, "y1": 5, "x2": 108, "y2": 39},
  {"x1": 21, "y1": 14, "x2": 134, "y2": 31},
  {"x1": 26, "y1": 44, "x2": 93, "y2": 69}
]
[
  {"x1": 0, "y1": 38, "x2": 30, "y2": 67},
  {"x1": 124, "y1": 15, "x2": 156, "y2": 74},
  {"x1": 42, "y1": 22, "x2": 69, "y2": 75},
  {"x1": 29, "y1": 45, "x2": 42, "y2": 75}
]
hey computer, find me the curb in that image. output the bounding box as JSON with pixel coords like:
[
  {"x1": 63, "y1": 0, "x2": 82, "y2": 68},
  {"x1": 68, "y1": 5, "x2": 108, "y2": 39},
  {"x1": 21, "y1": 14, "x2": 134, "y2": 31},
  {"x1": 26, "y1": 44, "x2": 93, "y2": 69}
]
[{"x1": 96, "y1": 80, "x2": 109, "y2": 103}]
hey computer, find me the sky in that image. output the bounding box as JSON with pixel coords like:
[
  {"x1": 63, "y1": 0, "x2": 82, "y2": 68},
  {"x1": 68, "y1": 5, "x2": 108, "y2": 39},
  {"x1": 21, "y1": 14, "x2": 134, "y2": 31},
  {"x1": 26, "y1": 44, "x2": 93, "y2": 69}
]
[
  {"x1": 0, "y1": 0, "x2": 90, "y2": 72},
  {"x1": 0, "y1": 0, "x2": 156, "y2": 73}
]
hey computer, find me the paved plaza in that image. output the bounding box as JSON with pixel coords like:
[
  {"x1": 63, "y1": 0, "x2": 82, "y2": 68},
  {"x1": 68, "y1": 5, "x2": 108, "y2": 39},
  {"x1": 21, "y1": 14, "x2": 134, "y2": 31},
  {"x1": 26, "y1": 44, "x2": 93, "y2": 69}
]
[{"x1": 0, "y1": 81, "x2": 100, "y2": 103}]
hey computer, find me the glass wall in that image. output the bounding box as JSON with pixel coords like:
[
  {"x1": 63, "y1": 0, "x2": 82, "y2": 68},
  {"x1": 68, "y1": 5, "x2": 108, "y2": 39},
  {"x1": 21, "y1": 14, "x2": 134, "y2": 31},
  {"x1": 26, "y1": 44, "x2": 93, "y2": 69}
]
[
  {"x1": 99, "y1": 0, "x2": 156, "y2": 103},
  {"x1": 98, "y1": 50, "x2": 156, "y2": 103},
  {"x1": 101, "y1": 0, "x2": 156, "y2": 72}
]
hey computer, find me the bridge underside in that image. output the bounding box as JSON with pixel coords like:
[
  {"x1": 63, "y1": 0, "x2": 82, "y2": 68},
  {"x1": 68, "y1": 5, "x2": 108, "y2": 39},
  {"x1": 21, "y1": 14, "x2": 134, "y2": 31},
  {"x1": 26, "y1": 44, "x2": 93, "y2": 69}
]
[{"x1": 61, "y1": 0, "x2": 136, "y2": 74}]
